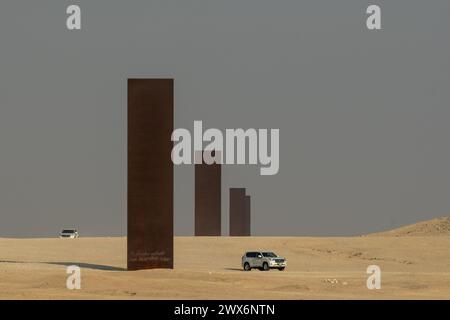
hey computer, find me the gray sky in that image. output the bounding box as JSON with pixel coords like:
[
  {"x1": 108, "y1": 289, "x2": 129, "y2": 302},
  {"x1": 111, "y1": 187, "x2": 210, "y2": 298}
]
[{"x1": 0, "y1": 0, "x2": 449, "y2": 237}]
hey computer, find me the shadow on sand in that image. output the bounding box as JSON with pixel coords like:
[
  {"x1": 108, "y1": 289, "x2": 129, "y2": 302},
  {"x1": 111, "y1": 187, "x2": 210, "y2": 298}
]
[
  {"x1": 223, "y1": 267, "x2": 244, "y2": 272},
  {"x1": 0, "y1": 260, "x2": 125, "y2": 271}
]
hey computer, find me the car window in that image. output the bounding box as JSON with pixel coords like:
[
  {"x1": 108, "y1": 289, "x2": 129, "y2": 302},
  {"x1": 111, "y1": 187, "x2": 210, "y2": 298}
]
[
  {"x1": 246, "y1": 252, "x2": 257, "y2": 258},
  {"x1": 262, "y1": 252, "x2": 277, "y2": 258}
]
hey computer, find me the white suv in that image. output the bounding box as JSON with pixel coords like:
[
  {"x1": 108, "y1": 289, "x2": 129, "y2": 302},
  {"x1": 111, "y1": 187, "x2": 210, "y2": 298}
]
[
  {"x1": 59, "y1": 229, "x2": 79, "y2": 238},
  {"x1": 242, "y1": 251, "x2": 286, "y2": 271}
]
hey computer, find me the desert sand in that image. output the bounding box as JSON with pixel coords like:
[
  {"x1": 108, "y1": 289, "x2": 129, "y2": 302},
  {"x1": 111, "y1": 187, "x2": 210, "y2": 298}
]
[{"x1": 1, "y1": 218, "x2": 450, "y2": 299}]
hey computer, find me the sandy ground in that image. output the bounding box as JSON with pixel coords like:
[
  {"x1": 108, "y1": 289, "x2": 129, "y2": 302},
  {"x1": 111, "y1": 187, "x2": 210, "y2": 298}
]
[{"x1": 0, "y1": 235, "x2": 449, "y2": 299}]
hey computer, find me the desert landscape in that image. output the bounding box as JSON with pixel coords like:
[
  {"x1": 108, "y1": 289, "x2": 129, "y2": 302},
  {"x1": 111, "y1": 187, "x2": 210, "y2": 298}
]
[{"x1": 0, "y1": 217, "x2": 449, "y2": 300}]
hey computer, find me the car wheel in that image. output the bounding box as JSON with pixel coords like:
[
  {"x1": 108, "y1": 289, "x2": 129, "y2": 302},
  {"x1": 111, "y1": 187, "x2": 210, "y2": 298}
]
[
  {"x1": 262, "y1": 262, "x2": 269, "y2": 271},
  {"x1": 278, "y1": 267, "x2": 285, "y2": 271},
  {"x1": 243, "y1": 262, "x2": 251, "y2": 271}
]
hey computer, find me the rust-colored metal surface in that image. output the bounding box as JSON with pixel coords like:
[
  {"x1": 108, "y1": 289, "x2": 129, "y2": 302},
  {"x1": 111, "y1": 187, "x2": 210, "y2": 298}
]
[
  {"x1": 244, "y1": 195, "x2": 251, "y2": 236},
  {"x1": 229, "y1": 188, "x2": 246, "y2": 236},
  {"x1": 195, "y1": 151, "x2": 222, "y2": 236},
  {"x1": 127, "y1": 79, "x2": 173, "y2": 270}
]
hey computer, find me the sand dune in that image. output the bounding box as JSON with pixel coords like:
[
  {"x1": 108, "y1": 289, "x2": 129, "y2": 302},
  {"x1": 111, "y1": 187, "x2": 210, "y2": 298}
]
[
  {"x1": 368, "y1": 216, "x2": 450, "y2": 237},
  {"x1": 1, "y1": 226, "x2": 450, "y2": 299}
]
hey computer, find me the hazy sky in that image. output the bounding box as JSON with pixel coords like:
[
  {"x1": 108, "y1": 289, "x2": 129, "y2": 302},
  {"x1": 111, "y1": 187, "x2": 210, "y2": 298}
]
[{"x1": 0, "y1": 1, "x2": 449, "y2": 237}]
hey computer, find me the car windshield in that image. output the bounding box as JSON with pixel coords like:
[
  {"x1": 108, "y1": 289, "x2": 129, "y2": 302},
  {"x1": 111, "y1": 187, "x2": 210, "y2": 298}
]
[
  {"x1": 262, "y1": 252, "x2": 277, "y2": 258},
  {"x1": 62, "y1": 230, "x2": 76, "y2": 233}
]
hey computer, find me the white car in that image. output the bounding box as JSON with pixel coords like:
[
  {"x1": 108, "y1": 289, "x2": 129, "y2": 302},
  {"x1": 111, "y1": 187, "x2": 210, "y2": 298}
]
[
  {"x1": 60, "y1": 229, "x2": 79, "y2": 238},
  {"x1": 242, "y1": 251, "x2": 287, "y2": 271}
]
